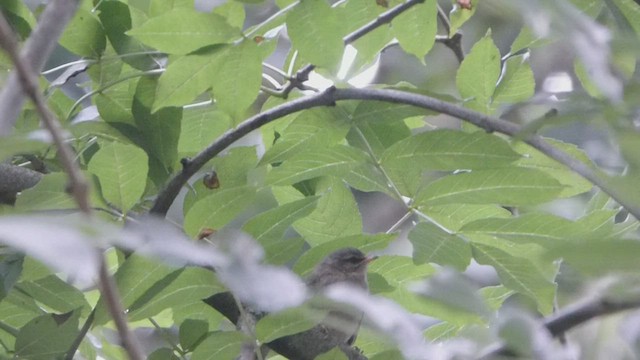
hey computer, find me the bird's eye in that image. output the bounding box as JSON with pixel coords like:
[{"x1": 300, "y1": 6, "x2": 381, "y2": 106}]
[{"x1": 346, "y1": 256, "x2": 362, "y2": 264}]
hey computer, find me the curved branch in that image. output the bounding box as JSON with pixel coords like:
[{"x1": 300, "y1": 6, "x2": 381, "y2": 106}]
[
  {"x1": 151, "y1": 86, "x2": 640, "y2": 221},
  {"x1": 477, "y1": 297, "x2": 640, "y2": 359}
]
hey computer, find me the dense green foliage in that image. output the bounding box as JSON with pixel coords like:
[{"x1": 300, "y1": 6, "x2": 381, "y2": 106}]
[{"x1": 1, "y1": 0, "x2": 640, "y2": 359}]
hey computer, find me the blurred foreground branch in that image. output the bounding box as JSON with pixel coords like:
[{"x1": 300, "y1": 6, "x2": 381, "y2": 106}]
[
  {"x1": 477, "y1": 296, "x2": 640, "y2": 359},
  {"x1": 0, "y1": 10, "x2": 145, "y2": 360}
]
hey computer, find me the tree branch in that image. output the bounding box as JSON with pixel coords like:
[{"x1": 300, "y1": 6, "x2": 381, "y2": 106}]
[
  {"x1": 0, "y1": 11, "x2": 145, "y2": 360},
  {"x1": 0, "y1": 0, "x2": 79, "y2": 136},
  {"x1": 477, "y1": 296, "x2": 640, "y2": 359},
  {"x1": 0, "y1": 11, "x2": 89, "y2": 213},
  {"x1": 151, "y1": 86, "x2": 640, "y2": 221},
  {"x1": 343, "y1": 0, "x2": 425, "y2": 45}
]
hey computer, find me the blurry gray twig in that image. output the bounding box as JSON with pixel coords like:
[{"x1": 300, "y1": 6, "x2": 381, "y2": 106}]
[
  {"x1": 477, "y1": 296, "x2": 640, "y2": 359},
  {"x1": 0, "y1": 0, "x2": 79, "y2": 136},
  {"x1": 0, "y1": 11, "x2": 145, "y2": 360},
  {"x1": 0, "y1": 12, "x2": 90, "y2": 213}
]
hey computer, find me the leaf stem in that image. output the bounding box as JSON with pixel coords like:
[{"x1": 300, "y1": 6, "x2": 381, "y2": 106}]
[
  {"x1": 65, "y1": 68, "x2": 165, "y2": 122},
  {"x1": 64, "y1": 308, "x2": 95, "y2": 360},
  {"x1": 148, "y1": 317, "x2": 187, "y2": 359}
]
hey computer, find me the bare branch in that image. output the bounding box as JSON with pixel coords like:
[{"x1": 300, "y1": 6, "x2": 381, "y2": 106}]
[
  {"x1": 152, "y1": 86, "x2": 640, "y2": 221},
  {"x1": 0, "y1": 12, "x2": 90, "y2": 213},
  {"x1": 97, "y1": 258, "x2": 145, "y2": 360},
  {"x1": 343, "y1": 0, "x2": 426, "y2": 45},
  {"x1": 477, "y1": 297, "x2": 640, "y2": 359},
  {"x1": 0, "y1": 0, "x2": 79, "y2": 136},
  {"x1": 0, "y1": 12, "x2": 145, "y2": 360}
]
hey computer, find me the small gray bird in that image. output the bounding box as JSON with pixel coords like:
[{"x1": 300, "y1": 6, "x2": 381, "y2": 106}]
[
  {"x1": 306, "y1": 247, "x2": 378, "y2": 345},
  {"x1": 266, "y1": 248, "x2": 377, "y2": 360}
]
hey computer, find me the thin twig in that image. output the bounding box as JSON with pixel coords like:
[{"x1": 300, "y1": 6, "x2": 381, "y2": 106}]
[
  {"x1": 0, "y1": 12, "x2": 145, "y2": 360},
  {"x1": 436, "y1": 3, "x2": 452, "y2": 35},
  {"x1": 151, "y1": 86, "x2": 640, "y2": 222},
  {"x1": 476, "y1": 297, "x2": 640, "y2": 359},
  {"x1": 98, "y1": 257, "x2": 145, "y2": 360},
  {"x1": 386, "y1": 211, "x2": 413, "y2": 234},
  {"x1": 65, "y1": 309, "x2": 96, "y2": 360},
  {"x1": 0, "y1": 12, "x2": 90, "y2": 213},
  {"x1": 148, "y1": 317, "x2": 187, "y2": 359},
  {"x1": 343, "y1": 0, "x2": 426, "y2": 45},
  {"x1": 65, "y1": 68, "x2": 165, "y2": 122}
]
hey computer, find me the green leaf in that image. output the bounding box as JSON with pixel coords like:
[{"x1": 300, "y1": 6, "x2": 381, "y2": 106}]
[
  {"x1": 456, "y1": 30, "x2": 501, "y2": 114},
  {"x1": 153, "y1": 51, "x2": 219, "y2": 111},
  {"x1": 128, "y1": 267, "x2": 224, "y2": 321},
  {"x1": 209, "y1": 41, "x2": 264, "y2": 120},
  {"x1": 293, "y1": 233, "x2": 397, "y2": 277},
  {"x1": 133, "y1": 76, "x2": 182, "y2": 172},
  {"x1": 471, "y1": 243, "x2": 556, "y2": 314},
  {"x1": 183, "y1": 186, "x2": 257, "y2": 238},
  {"x1": 148, "y1": 348, "x2": 180, "y2": 360},
  {"x1": 460, "y1": 213, "x2": 577, "y2": 247},
  {"x1": 481, "y1": 285, "x2": 515, "y2": 311},
  {"x1": 95, "y1": 85, "x2": 135, "y2": 125},
  {"x1": 14, "y1": 173, "x2": 75, "y2": 211},
  {"x1": 449, "y1": 0, "x2": 477, "y2": 36},
  {"x1": 15, "y1": 311, "x2": 80, "y2": 360},
  {"x1": 149, "y1": 0, "x2": 194, "y2": 16},
  {"x1": 261, "y1": 108, "x2": 351, "y2": 165},
  {"x1": 419, "y1": 204, "x2": 512, "y2": 231},
  {"x1": 291, "y1": 177, "x2": 363, "y2": 246},
  {"x1": 96, "y1": 1, "x2": 158, "y2": 70},
  {"x1": 368, "y1": 256, "x2": 434, "y2": 287},
  {"x1": 381, "y1": 129, "x2": 521, "y2": 196},
  {"x1": 59, "y1": 8, "x2": 106, "y2": 57},
  {"x1": 243, "y1": 196, "x2": 319, "y2": 244},
  {"x1": 339, "y1": 0, "x2": 391, "y2": 63},
  {"x1": 255, "y1": 306, "x2": 320, "y2": 343},
  {"x1": 88, "y1": 142, "x2": 149, "y2": 213},
  {"x1": 391, "y1": 0, "x2": 437, "y2": 61},
  {"x1": 0, "y1": 254, "x2": 23, "y2": 302},
  {"x1": 287, "y1": 0, "x2": 344, "y2": 71},
  {"x1": 546, "y1": 239, "x2": 640, "y2": 275},
  {"x1": 610, "y1": 0, "x2": 640, "y2": 38},
  {"x1": 179, "y1": 319, "x2": 209, "y2": 352},
  {"x1": 492, "y1": 54, "x2": 535, "y2": 106},
  {"x1": 408, "y1": 222, "x2": 471, "y2": 271},
  {"x1": 94, "y1": 255, "x2": 174, "y2": 325},
  {"x1": 178, "y1": 106, "x2": 231, "y2": 155},
  {"x1": 191, "y1": 331, "x2": 245, "y2": 360},
  {"x1": 127, "y1": 8, "x2": 238, "y2": 54},
  {"x1": 512, "y1": 139, "x2": 593, "y2": 198},
  {"x1": 266, "y1": 145, "x2": 368, "y2": 185},
  {"x1": 210, "y1": 147, "x2": 259, "y2": 189},
  {"x1": 17, "y1": 275, "x2": 89, "y2": 314},
  {"x1": 415, "y1": 168, "x2": 564, "y2": 206},
  {"x1": 343, "y1": 161, "x2": 391, "y2": 194},
  {"x1": 213, "y1": 1, "x2": 246, "y2": 29},
  {"x1": 347, "y1": 117, "x2": 412, "y2": 160},
  {"x1": 382, "y1": 129, "x2": 521, "y2": 171},
  {"x1": 316, "y1": 348, "x2": 349, "y2": 360}
]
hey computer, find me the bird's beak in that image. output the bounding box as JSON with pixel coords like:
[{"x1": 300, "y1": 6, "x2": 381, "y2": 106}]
[{"x1": 364, "y1": 255, "x2": 378, "y2": 264}]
